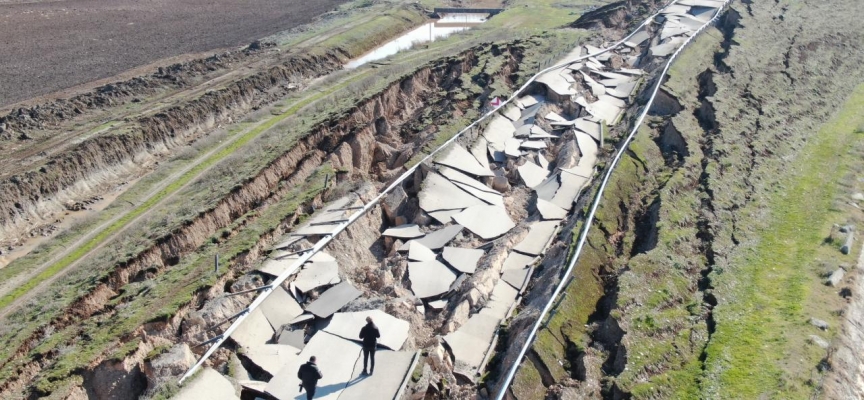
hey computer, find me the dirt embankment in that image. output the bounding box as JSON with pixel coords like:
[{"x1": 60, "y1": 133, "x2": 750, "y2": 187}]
[
  {"x1": 497, "y1": 0, "x2": 864, "y2": 398},
  {"x1": 0, "y1": 42, "x2": 526, "y2": 399},
  {"x1": 0, "y1": 47, "x2": 347, "y2": 246}
]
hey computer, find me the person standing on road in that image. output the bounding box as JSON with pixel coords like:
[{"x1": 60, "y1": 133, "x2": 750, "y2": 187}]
[
  {"x1": 359, "y1": 316, "x2": 381, "y2": 375},
  {"x1": 297, "y1": 356, "x2": 323, "y2": 400}
]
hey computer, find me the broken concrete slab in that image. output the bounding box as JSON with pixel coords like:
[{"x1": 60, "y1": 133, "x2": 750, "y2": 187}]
[
  {"x1": 536, "y1": 198, "x2": 568, "y2": 220},
  {"x1": 533, "y1": 173, "x2": 561, "y2": 201},
  {"x1": 323, "y1": 310, "x2": 410, "y2": 351},
  {"x1": 403, "y1": 224, "x2": 464, "y2": 251},
  {"x1": 261, "y1": 285, "x2": 305, "y2": 331},
  {"x1": 518, "y1": 161, "x2": 550, "y2": 189},
  {"x1": 305, "y1": 282, "x2": 362, "y2": 318},
  {"x1": 551, "y1": 172, "x2": 589, "y2": 210},
  {"x1": 442, "y1": 313, "x2": 500, "y2": 370},
  {"x1": 501, "y1": 267, "x2": 531, "y2": 290},
  {"x1": 480, "y1": 281, "x2": 519, "y2": 320},
  {"x1": 176, "y1": 367, "x2": 240, "y2": 400},
  {"x1": 277, "y1": 329, "x2": 306, "y2": 350},
  {"x1": 585, "y1": 99, "x2": 622, "y2": 124},
  {"x1": 529, "y1": 125, "x2": 557, "y2": 139},
  {"x1": 382, "y1": 224, "x2": 425, "y2": 239},
  {"x1": 452, "y1": 180, "x2": 504, "y2": 206},
  {"x1": 442, "y1": 246, "x2": 484, "y2": 274},
  {"x1": 502, "y1": 251, "x2": 537, "y2": 271},
  {"x1": 560, "y1": 163, "x2": 594, "y2": 179},
  {"x1": 408, "y1": 260, "x2": 458, "y2": 299},
  {"x1": 624, "y1": 29, "x2": 651, "y2": 47},
  {"x1": 434, "y1": 143, "x2": 494, "y2": 177},
  {"x1": 536, "y1": 69, "x2": 577, "y2": 96},
  {"x1": 520, "y1": 140, "x2": 547, "y2": 150},
  {"x1": 504, "y1": 138, "x2": 523, "y2": 158},
  {"x1": 293, "y1": 261, "x2": 341, "y2": 293},
  {"x1": 470, "y1": 136, "x2": 491, "y2": 170},
  {"x1": 265, "y1": 332, "x2": 361, "y2": 400},
  {"x1": 257, "y1": 257, "x2": 300, "y2": 278},
  {"x1": 244, "y1": 344, "x2": 302, "y2": 377},
  {"x1": 501, "y1": 105, "x2": 522, "y2": 121},
  {"x1": 576, "y1": 131, "x2": 599, "y2": 162},
  {"x1": 545, "y1": 111, "x2": 567, "y2": 122},
  {"x1": 452, "y1": 204, "x2": 516, "y2": 240},
  {"x1": 513, "y1": 221, "x2": 559, "y2": 256},
  {"x1": 516, "y1": 94, "x2": 544, "y2": 108},
  {"x1": 269, "y1": 236, "x2": 304, "y2": 251},
  {"x1": 408, "y1": 241, "x2": 437, "y2": 262},
  {"x1": 573, "y1": 118, "x2": 602, "y2": 141},
  {"x1": 537, "y1": 153, "x2": 550, "y2": 169},
  {"x1": 483, "y1": 115, "x2": 516, "y2": 148},
  {"x1": 427, "y1": 209, "x2": 463, "y2": 225},
  {"x1": 428, "y1": 299, "x2": 448, "y2": 310},
  {"x1": 440, "y1": 166, "x2": 499, "y2": 195},
  {"x1": 651, "y1": 37, "x2": 687, "y2": 57},
  {"x1": 232, "y1": 308, "x2": 274, "y2": 349},
  {"x1": 419, "y1": 172, "x2": 485, "y2": 213},
  {"x1": 340, "y1": 351, "x2": 416, "y2": 400}
]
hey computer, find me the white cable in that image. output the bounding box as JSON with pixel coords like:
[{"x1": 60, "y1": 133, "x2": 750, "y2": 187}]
[{"x1": 493, "y1": 2, "x2": 732, "y2": 398}]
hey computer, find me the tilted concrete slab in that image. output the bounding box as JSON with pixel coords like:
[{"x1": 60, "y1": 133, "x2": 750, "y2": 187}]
[
  {"x1": 515, "y1": 94, "x2": 544, "y2": 108},
  {"x1": 293, "y1": 261, "x2": 342, "y2": 293},
  {"x1": 514, "y1": 124, "x2": 533, "y2": 138},
  {"x1": 502, "y1": 251, "x2": 537, "y2": 271},
  {"x1": 176, "y1": 367, "x2": 239, "y2": 400},
  {"x1": 402, "y1": 224, "x2": 464, "y2": 251},
  {"x1": 434, "y1": 143, "x2": 494, "y2": 177},
  {"x1": 501, "y1": 105, "x2": 521, "y2": 121},
  {"x1": 624, "y1": 29, "x2": 651, "y2": 47},
  {"x1": 265, "y1": 332, "x2": 361, "y2": 400},
  {"x1": 561, "y1": 163, "x2": 594, "y2": 179},
  {"x1": 339, "y1": 350, "x2": 416, "y2": 400},
  {"x1": 483, "y1": 115, "x2": 516, "y2": 149},
  {"x1": 453, "y1": 180, "x2": 504, "y2": 206},
  {"x1": 585, "y1": 99, "x2": 622, "y2": 124},
  {"x1": 574, "y1": 118, "x2": 602, "y2": 141},
  {"x1": 408, "y1": 241, "x2": 437, "y2": 262},
  {"x1": 382, "y1": 224, "x2": 425, "y2": 239},
  {"x1": 537, "y1": 198, "x2": 568, "y2": 220},
  {"x1": 442, "y1": 246, "x2": 484, "y2": 274},
  {"x1": 452, "y1": 204, "x2": 515, "y2": 240},
  {"x1": 419, "y1": 172, "x2": 485, "y2": 213},
  {"x1": 440, "y1": 166, "x2": 499, "y2": 195},
  {"x1": 504, "y1": 138, "x2": 523, "y2": 158},
  {"x1": 305, "y1": 282, "x2": 362, "y2": 318},
  {"x1": 651, "y1": 37, "x2": 687, "y2": 57},
  {"x1": 278, "y1": 329, "x2": 306, "y2": 350},
  {"x1": 576, "y1": 131, "x2": 599, "y2": 162},
  {"x1": 257, "y1": 257, "x2": 300, "y2": 277},
  {"x1": 428, "y1": 299, "x2": 448, "y2": 310},
  {"x1": 323, "y1": 310, "x2": 410, "y2": 351},
  {"x1": 245, "y1": 344, "x2": 302, "y2": 377},
  {"x1": 270, "y1": 236, "x2": 304, "y2": 251},
  {"x1": 518, "y1": 161, "x2": 549, "y2": 189},
  {"x1": 480, "y1": 281, "x2": 519, "y2": 320},
  {"x1": 544, "y1": 111, "x2": 567, "y2": 122},
  {"x1": 551, "y1": 171, "x2": 589, "y2": 210},
  {"x1": 537, "y1": 152, "x2": 550, "y2": 170},
  {"x1": 536, "y1": 68, "x2": 577, "y2": 96},
  {"x1": 470, "y1": 136, "x2": 491, "y2": 170},
  {"x1": 408, "y1": 260, "x2": 458, "y2": 299},
  {"x1": 232, "y1": 308, "x2": 274, "y2": 350},
  {"x1": 501, "y1": 267, "x2": 531, "y2": 290},
  {"x1": 533, "y1": 173, "x2": 561, "y2": 201},
  {"x1": 513, "y1": 221, "x2": 559, "y2": 256},
  {"x1": 427, "y1": 209, "x2": 463, "y2": 225},
  {"x1": 689, "y1": 6, "x2": 716, "y2": 21},
  {"x1": 443, "y1": 313, "x2": 500, "y2": 370},
  {"x1": 519, "y1": 140, "x2": 547, "y2": 150},
  {"x1": 261, "y1": 285, "x2": 304, "y2": 331},
  {"x1": 660, "y1": 4, "x2": 691, "y2": 14},
  {"x1": 529, "y1": 126, "x2": 557, "y2": 140}
]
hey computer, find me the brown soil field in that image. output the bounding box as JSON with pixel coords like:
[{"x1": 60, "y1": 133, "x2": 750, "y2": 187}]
[{"x1": 0, "y1": 0, "x2": 349, "y2": 107}]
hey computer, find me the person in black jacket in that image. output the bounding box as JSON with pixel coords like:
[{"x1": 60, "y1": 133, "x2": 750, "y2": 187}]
[
  {"x1": 297, "y1": 356, "x2": 323, "y2": 400},
  {"x1": 359, "y1": 316, "x2": 381, "y2": 375}
]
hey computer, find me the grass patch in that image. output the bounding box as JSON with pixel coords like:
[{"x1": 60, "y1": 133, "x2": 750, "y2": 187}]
[{"x1": 702, "y1": 84, "x2": 864, "y2": 398}]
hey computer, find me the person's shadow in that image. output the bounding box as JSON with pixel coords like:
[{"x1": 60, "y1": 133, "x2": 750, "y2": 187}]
[{"x1": 293, "y1": 374, "x2": 369, "y2": 399}]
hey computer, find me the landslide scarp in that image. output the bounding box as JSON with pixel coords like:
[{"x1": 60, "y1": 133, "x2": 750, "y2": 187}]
[{"x1": 0, "y1": 39, "x2": 532, "y2": 399}]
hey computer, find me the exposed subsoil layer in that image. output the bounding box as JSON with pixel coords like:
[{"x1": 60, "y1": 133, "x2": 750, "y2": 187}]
[{"x1": 0, "y1": 0, "x2": 349, "y2": 107}]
